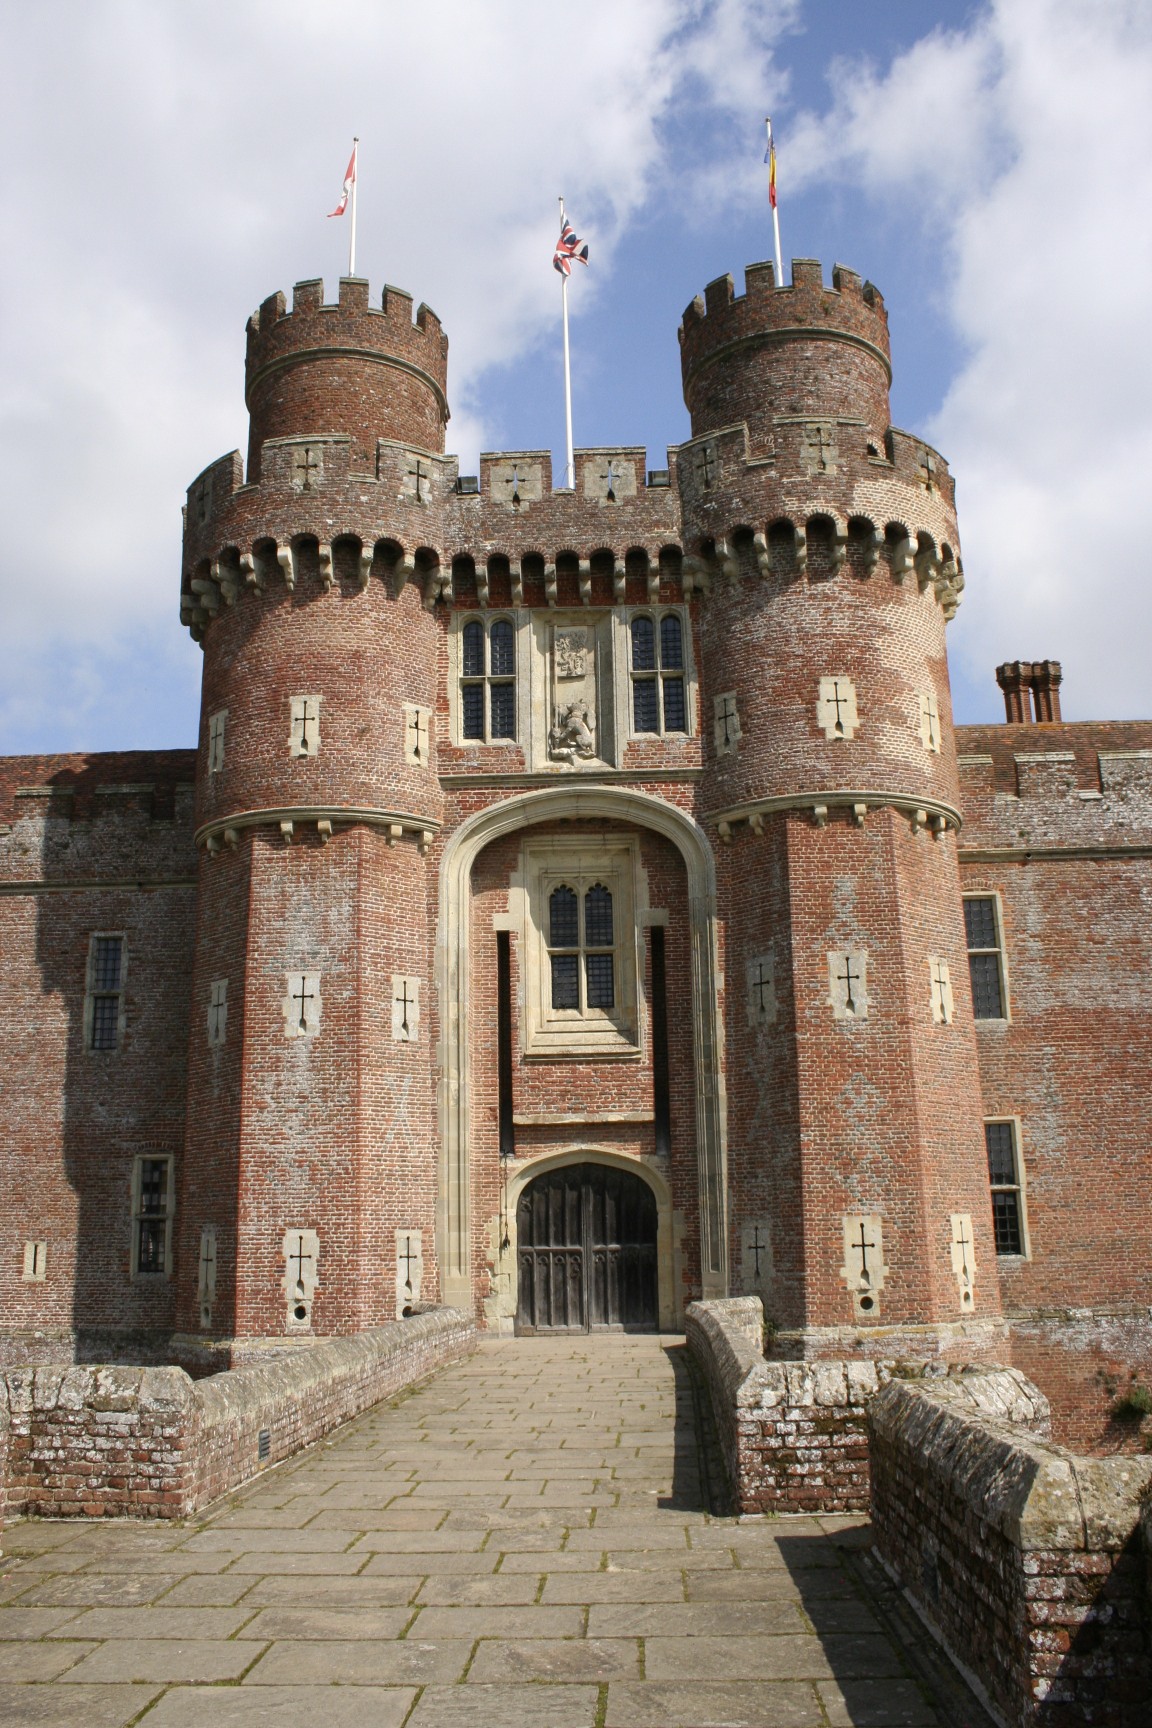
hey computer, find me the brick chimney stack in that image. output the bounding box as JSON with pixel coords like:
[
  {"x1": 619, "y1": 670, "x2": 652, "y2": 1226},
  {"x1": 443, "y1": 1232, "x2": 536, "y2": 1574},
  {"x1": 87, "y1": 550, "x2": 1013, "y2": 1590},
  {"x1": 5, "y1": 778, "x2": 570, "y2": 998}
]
[{"x1": 996, "y1": 661, "x2": 1063, "y2": 723}]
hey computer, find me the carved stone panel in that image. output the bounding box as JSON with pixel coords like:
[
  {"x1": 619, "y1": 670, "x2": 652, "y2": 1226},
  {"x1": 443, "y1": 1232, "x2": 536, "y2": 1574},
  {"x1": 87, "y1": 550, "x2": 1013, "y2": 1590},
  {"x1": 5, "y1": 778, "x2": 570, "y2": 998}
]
[
  {"x1": 582, "y1": 455, "x2": 638, "y2": 502},
  {"x1": 740, "y1": 1218, "x2": 773, "y2": 1301},
  {"x1": 840, "y1": 1214, "x2": 888, "y2": 1318},
  {"x1": 950, "y1": 1213, "x2": 976, "y2": 1312},
  {"x1": 489, "y1": 460, "x2": 543, "y2": 506},
  {"x1": 282, "y1": 1227, "x2": 320, "y2": 1331}
]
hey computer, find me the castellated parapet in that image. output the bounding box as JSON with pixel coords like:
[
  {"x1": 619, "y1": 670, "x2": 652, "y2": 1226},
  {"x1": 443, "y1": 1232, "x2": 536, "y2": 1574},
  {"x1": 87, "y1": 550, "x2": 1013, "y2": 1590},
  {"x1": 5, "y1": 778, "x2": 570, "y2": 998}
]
[{"x1": 245, "y1": 276, "x2": 449, "y2": 479}]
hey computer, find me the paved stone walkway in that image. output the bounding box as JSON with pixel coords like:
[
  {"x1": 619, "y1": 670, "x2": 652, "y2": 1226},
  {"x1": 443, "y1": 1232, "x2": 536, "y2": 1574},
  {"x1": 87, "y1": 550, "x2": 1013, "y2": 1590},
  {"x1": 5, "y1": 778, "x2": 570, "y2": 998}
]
[{"x1": 0, "y1": 1337, "x2": 956, "y2": 1727}]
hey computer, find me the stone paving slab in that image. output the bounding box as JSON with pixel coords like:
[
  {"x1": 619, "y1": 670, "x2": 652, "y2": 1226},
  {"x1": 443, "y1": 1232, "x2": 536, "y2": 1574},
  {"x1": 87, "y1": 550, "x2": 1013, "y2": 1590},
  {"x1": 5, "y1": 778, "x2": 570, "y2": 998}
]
[
  {"x1": 405, "y1": 1685, "x2": 599, "y2": 1728},
  {"x1": 0, "y1": 1333, "x2": 971, "y2": 1726},
  {"x1": 0, "y1": 1684, "x2": 164, "y2": 1727},
  {"x1": 604, "y1": 1679, "x2": 826, "y2": 1727},
  {"x1": 142, "y1": 1686, "x2": 417, "y2": 1726}
]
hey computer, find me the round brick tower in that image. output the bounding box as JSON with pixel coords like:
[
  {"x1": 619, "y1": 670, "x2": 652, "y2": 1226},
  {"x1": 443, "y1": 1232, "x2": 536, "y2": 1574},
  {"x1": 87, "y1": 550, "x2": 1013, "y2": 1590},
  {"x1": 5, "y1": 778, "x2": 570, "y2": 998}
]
[
  {"x1": 681, "y1": 259, "x2": 1002, "y2": 1355},
  {"x1": 174, "y1": 277, "x2": 450, "y2": 1362}
]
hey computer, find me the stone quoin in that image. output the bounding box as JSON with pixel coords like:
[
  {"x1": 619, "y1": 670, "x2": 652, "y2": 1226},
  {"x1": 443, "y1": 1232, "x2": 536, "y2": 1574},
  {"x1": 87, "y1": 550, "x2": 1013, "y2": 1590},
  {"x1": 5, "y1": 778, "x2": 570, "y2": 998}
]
[{"x1": 3, "y1": 255, "x2": 1152, "y2": 1452}]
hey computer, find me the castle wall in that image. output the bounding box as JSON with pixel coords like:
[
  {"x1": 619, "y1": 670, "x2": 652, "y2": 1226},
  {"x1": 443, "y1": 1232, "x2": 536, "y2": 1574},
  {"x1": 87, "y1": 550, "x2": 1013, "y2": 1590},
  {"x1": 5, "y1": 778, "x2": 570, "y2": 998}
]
[
  {"x1": 0, "y1": 755, "x2": 196, "y2": 1361},
  {"x1": 956, "y1": 721, "x2": 1152, "y2": 1443},
  {"x1": 466, "y1": 820, "x2": 700, "y2": 1326}
]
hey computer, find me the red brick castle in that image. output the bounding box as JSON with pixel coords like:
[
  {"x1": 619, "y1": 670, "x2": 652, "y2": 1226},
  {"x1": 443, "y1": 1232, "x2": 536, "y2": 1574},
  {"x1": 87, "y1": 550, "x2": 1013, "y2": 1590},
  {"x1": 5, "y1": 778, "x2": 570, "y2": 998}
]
[{"x1": 4, "y1": 258, "x2": 1150, "y2": 1436}]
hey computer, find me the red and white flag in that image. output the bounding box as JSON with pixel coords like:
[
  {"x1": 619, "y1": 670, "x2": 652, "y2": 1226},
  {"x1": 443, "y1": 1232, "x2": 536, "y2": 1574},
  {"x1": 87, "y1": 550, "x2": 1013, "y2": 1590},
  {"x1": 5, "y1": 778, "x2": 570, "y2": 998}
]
[{"x1": 328, "y1": 142, "x2": 357, "y2": 218}]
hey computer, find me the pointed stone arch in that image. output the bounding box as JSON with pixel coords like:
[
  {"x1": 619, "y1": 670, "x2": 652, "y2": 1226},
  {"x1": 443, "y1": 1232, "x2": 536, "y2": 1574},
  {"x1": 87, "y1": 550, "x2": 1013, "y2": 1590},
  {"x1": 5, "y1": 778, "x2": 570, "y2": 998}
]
[{"x1": 435, "y1": 786, "x2": 728, "y2": 1310}]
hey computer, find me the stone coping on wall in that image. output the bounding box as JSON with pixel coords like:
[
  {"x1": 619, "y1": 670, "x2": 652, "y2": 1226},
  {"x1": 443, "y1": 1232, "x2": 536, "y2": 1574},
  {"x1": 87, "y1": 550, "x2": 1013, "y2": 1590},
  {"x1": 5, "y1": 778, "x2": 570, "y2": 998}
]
[
  {"x1": 0, "y1": 1307, "x2": 474, "y2": 1533},
  {"x1": 685, "y1": 1296, "x2": 1050, "y2": 1516},
  {"x1": 870, "y1": 1375, "x2": 1152, "y2": 1727}
]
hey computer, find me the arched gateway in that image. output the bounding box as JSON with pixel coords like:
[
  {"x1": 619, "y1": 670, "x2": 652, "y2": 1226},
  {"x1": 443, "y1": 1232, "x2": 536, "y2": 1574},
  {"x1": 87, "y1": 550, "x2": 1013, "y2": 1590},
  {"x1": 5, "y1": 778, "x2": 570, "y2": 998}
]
[
  {"x1": 435, "y1": 786, "x2": 729, "y2": 1322},
  {"x1": 516, "y1": 1161, "x2": 658, "y2": 1333}
]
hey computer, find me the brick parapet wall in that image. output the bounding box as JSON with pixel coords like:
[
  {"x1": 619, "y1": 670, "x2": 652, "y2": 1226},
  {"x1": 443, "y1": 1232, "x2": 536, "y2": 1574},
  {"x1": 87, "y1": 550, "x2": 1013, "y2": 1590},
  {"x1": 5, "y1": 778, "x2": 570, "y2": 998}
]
[
  {"x1": 3, "y1": 1364, "x2": 195, "y2": 1522},
  {"x1": 870, "y1": 1377, "x2": 1152, "y2": 1727},
  {"x1": 957, "y1": 721, "x2": 1152, "y2": 852},
  {"x1": 687, "y1": 1297, "x2": 1047, "y2": 1517},
  {"x1": 1, "y1": 1308, "x2": 474, "y2": 1535}
]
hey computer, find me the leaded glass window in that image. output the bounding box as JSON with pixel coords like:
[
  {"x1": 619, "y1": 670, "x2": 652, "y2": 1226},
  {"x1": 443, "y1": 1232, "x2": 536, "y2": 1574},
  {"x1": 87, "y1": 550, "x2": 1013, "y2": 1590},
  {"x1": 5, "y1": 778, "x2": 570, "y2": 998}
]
[
  {"x1": 133, "y1": 1156, "x2": 174, "y2": 1276},
  {"x1": 547, "y1": 883, "x2": 616, "y2": 1013},
  {"x1": 630, "y1": 611, "x2": 687, "y2": 736},
  {"x1": 985, "y1": 1121, "x2": 1026, "y2": 1255},
  {"x1": 87, "y1": 935, "x2": 125, "y2": 1051},
  {"x1": 964, "y1": 896, "x2": 1007, "y2": 1019},
  {"x1": 460, "y1": 617, "x2": 516, "y2": 741}
]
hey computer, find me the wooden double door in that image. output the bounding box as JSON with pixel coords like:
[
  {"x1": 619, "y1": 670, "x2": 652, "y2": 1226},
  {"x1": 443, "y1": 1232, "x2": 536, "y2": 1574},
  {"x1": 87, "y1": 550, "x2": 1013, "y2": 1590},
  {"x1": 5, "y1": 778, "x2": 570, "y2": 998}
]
[{"x1": 516, "y1": 1163, "x2": 658, "y2": 1333}]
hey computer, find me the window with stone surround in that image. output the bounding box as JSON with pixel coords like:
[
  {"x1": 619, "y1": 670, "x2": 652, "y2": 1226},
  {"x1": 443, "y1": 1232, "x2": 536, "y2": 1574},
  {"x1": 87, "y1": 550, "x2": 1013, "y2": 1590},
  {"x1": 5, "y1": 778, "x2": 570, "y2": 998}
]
[
  {"x1": 523, "y1": 838, "x2": 640, "y2": 1057},
  {"x1": 964, "y1": 895, "x2": 1008, "y2": 1019},
  {"x1": 629, "y1": 612, "x2": 687, "y2": 736},
  {"x1": 461, "y1": 616, "x2": 516, "y2": 742},
  {"x1": 985, "y1": 1120, "x2": 1028, "y2": 1256},
  {"x1": 85, "y1": 934, "x2": 127, "y2": 1051},
  {"x1": 132, "y1": 1155, "x2": 175, "y2": 1277}
]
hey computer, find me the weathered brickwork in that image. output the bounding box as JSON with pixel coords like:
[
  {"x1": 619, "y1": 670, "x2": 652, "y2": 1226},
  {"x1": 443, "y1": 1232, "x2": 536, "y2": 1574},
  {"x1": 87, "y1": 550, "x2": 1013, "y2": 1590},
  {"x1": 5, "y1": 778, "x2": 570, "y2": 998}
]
[
  {"x1": 956, "y1": 720, "x2": 1152, "y2": 1443},
  {"x1": 0, "y1": 1307, "x2": 473, "y2": 1532},
  {"x1": 687, "y1": 1296, "x2": 1049, "y2": 1516},
  {"x1": 0, "y1": 755, "x2": 196, "y2": 1363},
  {"x1": 870, "y1": 1374, "x2": 1152, "y2": 1727},
  {"x1": 1, "y1": 254, "x2": 1151, "y2": 1427}
]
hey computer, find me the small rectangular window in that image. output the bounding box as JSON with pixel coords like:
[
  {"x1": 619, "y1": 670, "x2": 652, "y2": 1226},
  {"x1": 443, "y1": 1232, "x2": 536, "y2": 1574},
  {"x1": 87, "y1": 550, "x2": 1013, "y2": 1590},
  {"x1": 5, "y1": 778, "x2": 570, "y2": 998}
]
[
  {"x1": 985, "y1": 1121, "x2": 1026, "y2": 1255},
  {"x1": 86, "y1": 935, "x2": 126, "y2": 1051},
  {"x1": 132, "y1": 1156, "x2": 175, "y2": 1277},
  {"x1": 964, "y1": 895, "x2": 1007, "y2": 1019}
]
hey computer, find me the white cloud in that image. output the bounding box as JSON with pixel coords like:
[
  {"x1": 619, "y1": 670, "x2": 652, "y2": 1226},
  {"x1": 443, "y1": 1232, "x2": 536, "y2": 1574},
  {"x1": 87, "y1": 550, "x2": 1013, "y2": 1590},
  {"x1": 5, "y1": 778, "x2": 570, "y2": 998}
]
[
  {"x1": 0, "y1": 0, "x2": 794, "y2": 749},
  {"x1": 789, "y1": 0, "x2": 1152, "y2": 720}
]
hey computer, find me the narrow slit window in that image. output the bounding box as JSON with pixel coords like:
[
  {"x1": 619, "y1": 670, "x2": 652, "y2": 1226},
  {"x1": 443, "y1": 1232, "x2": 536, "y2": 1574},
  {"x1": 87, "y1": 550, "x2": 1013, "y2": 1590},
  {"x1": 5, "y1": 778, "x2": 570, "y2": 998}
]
[
  {"x1": 630, "y1": 611, "x2": 687, "y2": 736},
  {"x1": 985, "y1": 1121, "x2": 1026, "y2": 1255},
  {"x1": 964, "y1": 896, "x2": 1007, "y2": 1019},
  {"x1": 87, "y1": 935, "x2": 126, "y2": 1051},
  {"x1": 460, "y1": 617, "x2": 516, "y2": 742}
]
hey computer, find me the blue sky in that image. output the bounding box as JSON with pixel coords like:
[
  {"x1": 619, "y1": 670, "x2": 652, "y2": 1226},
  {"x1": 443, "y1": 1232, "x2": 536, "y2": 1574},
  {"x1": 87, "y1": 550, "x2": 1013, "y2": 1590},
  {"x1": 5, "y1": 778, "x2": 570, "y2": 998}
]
[{"x1": 1, "y1": 0, "x2": 1150, "y2": 752}]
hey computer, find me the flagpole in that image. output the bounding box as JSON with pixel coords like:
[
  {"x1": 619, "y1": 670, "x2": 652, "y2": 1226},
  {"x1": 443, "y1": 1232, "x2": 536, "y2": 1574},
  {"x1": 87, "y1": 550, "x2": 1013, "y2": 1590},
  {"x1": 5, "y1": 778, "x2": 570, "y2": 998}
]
[
  {"x1": 559, "y1": 195, "x2": 575, "y2": 491},
  {"x1": 348, "y1": 137, "x2": 359, "y2": 277},
  {"x1": 766, "y1": 118, "x2": 784, "y2": 286}
]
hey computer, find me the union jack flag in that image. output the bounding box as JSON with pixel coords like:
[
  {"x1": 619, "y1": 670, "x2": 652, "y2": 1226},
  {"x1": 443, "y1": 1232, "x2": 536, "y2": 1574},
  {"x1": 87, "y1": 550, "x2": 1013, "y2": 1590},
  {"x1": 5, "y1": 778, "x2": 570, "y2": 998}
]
[{"x1": 553, "y1": 216, "x2": 589, "y2": 276}]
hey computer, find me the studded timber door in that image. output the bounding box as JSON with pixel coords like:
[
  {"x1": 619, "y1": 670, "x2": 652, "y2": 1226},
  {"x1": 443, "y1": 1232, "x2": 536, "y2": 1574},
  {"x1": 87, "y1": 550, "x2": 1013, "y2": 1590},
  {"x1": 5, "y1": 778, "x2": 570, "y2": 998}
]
[{"x1": 516, "y1": 1164, "x2": 658, "y2": 1334}]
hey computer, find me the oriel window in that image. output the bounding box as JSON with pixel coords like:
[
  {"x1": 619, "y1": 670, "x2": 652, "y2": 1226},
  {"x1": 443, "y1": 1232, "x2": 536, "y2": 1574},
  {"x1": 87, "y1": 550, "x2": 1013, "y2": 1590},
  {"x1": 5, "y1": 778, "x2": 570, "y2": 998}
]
[{"x1": 461, "y1": 617, "x2": 516, "y2": 741}]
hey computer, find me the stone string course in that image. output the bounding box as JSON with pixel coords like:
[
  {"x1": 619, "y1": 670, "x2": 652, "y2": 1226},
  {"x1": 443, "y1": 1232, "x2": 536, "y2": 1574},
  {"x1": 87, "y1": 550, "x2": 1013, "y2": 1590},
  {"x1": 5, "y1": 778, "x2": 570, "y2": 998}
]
[
  {"x1": 0, "y1": 1306, "x2": 473, "y2": 1533},
  {"x1": 870, "y1": 1375, "x2": 1152, "y2": 1728}
]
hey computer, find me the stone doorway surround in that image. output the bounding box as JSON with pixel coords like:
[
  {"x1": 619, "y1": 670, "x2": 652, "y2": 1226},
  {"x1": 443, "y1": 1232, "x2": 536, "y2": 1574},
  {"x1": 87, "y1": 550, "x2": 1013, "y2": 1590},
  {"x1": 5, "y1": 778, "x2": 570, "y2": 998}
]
[
  {"x1": 435, "y1": 787, "x2": 729, "y2": 1312},
  {"x1": 496, "y1": 1149, "x2": 677, "y2": 1335},
  {"x1": 515, "y1": 1161, "x2": 659, "y2": 1334}
]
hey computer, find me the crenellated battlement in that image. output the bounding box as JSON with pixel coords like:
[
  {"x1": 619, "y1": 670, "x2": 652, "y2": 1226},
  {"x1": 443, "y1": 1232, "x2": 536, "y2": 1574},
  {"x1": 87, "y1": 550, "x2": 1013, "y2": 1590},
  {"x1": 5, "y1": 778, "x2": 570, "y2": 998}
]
[
  {"x1": 680, "y1": 258, "x2": 889, "y2": 374},
  {"x1": 243, "y1": 278, "x2": 450, "y2": 480},
  {"x1": 678, "y1": 259, "x2": 893, "y2": 449},
  {"x1": 245, "y1": 275, "x2": 447, "y2": 373}
]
